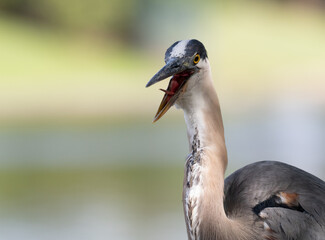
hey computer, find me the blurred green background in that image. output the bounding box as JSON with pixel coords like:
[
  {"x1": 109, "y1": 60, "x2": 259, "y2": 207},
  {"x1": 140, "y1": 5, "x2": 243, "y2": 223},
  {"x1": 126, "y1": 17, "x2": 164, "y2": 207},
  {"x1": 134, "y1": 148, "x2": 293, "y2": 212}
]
[{"x1": 0, "y1": 0, "x2": 325, "y2": 239}]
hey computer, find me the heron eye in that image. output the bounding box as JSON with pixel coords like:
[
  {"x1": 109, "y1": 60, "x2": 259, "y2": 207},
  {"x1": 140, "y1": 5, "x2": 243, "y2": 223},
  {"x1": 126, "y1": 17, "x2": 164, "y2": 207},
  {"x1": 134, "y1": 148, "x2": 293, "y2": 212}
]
[{"x1": 193, "y1": 54, "x2": 200, "y2": 64}]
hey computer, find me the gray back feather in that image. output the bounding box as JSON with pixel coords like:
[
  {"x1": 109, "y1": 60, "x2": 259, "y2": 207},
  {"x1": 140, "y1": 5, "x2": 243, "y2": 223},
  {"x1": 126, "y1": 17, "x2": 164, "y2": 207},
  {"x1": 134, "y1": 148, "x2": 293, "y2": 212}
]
[{"x1": 224, "y1": 161, "x2": 325, "y2": 239}]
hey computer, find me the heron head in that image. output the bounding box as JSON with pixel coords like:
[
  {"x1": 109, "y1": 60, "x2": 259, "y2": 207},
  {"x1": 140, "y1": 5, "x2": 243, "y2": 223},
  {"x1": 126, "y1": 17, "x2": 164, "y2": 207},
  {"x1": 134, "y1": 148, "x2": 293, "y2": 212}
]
[{"x1": 146, "y1": 39, "x2": 209, "y2": 122}]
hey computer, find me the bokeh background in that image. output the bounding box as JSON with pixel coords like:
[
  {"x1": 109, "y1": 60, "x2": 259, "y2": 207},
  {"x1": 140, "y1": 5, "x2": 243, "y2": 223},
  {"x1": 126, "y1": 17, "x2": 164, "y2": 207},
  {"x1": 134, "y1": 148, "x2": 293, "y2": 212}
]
[{"x1": 0, "y1": 0, "x2": 325, "y2": 239}]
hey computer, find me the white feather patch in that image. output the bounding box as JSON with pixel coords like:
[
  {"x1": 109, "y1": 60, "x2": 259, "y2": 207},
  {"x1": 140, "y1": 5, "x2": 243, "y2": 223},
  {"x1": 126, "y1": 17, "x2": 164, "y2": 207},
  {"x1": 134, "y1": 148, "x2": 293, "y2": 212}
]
[
  {"x1": 185, "y1": 160, "x2": 203, "y2": 240},
  {"x1": 259, "y1": 211, "x2": 268, "y2": 219},
  {"x1": 170, "y1": 40, "x2": 190, "y2": 58},
  {"x1": 263, "y1": 222, "x2": 271, "y2": 231}
]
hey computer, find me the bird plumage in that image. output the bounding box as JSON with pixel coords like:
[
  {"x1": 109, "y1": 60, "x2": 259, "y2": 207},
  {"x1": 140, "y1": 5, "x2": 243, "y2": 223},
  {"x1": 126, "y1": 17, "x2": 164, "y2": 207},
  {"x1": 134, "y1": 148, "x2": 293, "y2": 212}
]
[
  {"x1": 224, "y1": 161, "x2": 325, "y2": 239},
  {"x1": 146, "y1": 39, "x2": 325, "y2": 240}
]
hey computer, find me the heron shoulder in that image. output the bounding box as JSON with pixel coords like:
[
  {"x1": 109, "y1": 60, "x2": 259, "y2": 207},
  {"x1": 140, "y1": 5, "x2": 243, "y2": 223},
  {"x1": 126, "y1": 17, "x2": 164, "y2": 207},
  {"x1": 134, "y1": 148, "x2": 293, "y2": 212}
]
[{"x1": 223, "y1": 160, "x2": 325, "y2": 239}]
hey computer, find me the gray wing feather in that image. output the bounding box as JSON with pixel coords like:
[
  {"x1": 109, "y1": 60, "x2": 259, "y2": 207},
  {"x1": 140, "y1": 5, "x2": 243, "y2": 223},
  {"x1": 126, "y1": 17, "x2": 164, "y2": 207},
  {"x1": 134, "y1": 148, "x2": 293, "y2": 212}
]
[
  {"x1": 262, "y1": 207, "x2": 324, "y2": 239},
  {"x1": 224, "y1": 161, "x2": 325, "y2": 239}
]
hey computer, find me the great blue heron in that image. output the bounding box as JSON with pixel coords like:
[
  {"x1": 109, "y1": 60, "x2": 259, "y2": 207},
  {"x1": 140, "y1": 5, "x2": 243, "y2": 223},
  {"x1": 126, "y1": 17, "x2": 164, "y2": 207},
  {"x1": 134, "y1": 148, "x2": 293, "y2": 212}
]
[{"x1": 146, "y1": 39, "x2": 325, "y2": 240}]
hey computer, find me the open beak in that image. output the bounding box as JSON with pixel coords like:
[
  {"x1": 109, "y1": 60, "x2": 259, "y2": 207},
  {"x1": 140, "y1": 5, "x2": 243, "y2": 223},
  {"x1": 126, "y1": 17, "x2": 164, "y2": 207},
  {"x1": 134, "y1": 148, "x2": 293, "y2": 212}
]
[{"x1": 146, "y1": 58, "x2": 194, "y2": 122}]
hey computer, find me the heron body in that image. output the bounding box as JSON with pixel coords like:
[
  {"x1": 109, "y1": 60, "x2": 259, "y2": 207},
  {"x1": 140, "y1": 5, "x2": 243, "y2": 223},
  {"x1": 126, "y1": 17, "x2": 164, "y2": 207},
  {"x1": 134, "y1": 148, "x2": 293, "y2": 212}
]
[{"x1": 146, "y1": 39, "x2": 325, "y2": 240}]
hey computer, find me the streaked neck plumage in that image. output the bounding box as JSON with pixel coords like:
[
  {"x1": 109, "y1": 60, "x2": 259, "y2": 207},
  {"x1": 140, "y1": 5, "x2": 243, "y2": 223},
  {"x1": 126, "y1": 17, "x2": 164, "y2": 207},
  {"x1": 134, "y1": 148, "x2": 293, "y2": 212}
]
[
  {"x1": 176, "y1": 59, "x2": 251, "y2": 240},
  {"x1": 176, "y1": 59, "x2": 227, "y2": 168},
  {"x1": 175, "y1": 59, "x2": 228, "y2": 173}
]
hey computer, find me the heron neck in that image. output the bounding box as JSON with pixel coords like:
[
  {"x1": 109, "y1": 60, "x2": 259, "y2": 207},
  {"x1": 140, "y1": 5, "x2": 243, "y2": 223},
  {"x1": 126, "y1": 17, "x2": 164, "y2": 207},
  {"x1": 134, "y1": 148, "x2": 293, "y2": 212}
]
[
  {"x1": 181, "y1": 69, "x2": 228, "y2": 173},
  {"x1": 180, "y1": 68, "x2": 240, "y2": 239}
]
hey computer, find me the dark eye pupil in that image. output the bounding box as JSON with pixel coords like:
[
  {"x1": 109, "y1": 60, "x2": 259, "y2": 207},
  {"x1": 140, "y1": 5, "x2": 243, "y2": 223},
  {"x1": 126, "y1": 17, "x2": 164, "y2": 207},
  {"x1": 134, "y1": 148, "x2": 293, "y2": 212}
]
[{"x1": 195, "y1": 57, "x2": 199, "y2": 62}]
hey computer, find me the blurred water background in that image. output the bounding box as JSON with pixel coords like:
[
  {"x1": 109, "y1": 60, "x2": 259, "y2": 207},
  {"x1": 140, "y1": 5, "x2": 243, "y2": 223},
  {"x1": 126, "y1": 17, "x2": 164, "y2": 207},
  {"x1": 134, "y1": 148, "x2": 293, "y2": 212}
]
[{"x1": 0, "y1": 0, "x2": 325, "y2": 239}]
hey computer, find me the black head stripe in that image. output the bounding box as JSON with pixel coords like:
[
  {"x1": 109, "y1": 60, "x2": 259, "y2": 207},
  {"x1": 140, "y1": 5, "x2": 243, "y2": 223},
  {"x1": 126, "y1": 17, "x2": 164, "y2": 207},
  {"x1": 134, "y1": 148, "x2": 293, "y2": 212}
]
[
  {"x1": 186, "y1": 39, "x2": 208, "y2": 60},
  {"x1": 164, "y1": 39, "x2": 208, "y2": 63}
]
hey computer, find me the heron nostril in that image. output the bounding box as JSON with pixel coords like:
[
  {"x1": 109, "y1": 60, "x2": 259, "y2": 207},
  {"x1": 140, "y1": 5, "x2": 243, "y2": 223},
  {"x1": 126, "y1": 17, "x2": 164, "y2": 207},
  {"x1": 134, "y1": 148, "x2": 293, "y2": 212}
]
[{"x1": 171, "y1": 64, "x2": 180, "y2": 69}]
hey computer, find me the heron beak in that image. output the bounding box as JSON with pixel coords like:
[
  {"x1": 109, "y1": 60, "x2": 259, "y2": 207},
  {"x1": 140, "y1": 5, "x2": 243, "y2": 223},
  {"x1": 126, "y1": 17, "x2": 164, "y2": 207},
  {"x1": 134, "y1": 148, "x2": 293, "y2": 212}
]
[{"x1": 146, "y1": 58, "x2": 194, "y2": 122}]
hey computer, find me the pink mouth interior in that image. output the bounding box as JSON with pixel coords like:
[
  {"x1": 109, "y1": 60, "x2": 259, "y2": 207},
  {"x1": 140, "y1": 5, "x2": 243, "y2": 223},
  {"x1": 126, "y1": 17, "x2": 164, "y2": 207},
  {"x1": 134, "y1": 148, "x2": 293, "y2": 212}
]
[{"x1": 159, "y1": 70, "x2": 194, "y2": 103}]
